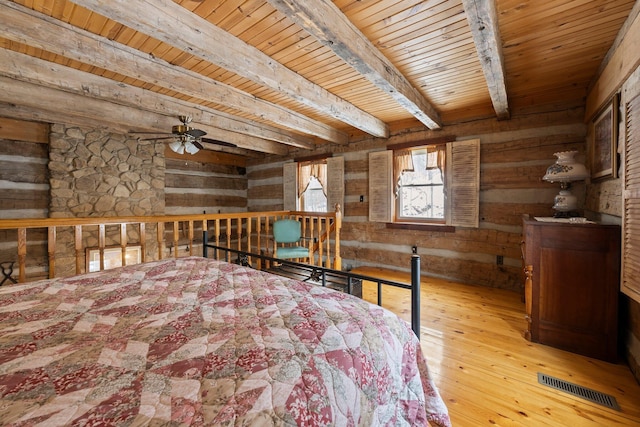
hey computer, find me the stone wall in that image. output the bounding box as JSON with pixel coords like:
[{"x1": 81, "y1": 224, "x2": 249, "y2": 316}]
[
  {"x1": 48, "y1": 124, "x2": 165, "y2": 276},
  {"x1": 49, "y1": 124, "x2": 165, "y2": 217}
]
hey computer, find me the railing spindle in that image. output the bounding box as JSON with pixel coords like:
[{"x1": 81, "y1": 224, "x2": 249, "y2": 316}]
[
  {"x1": 48, "y1": 226, "x2": 56, "y2": 279},
  {"x1": 74, "y1": 225, "x2": 83, "y2": 274},
  {"x1": 140, "y1": 223, "x2": 146, "y2": 263},
  {"x1": 157, "y1": 222, "x2": 165, "y2": 260},
  {"x1": 120, "y1": 223, "x2": 127, "y2": 267},
  {"x1": 99, "y1": 224, "x2": 106, "y2": 271},
  {"x1": 173, "y1": 221, "x2": 180, "y2": 259},
  {"x1": 17, "y1": 228, "x2": 26, "y2": 283}
]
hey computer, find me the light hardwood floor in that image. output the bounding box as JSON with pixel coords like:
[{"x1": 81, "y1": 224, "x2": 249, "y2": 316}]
[{"x1": 352, "y1": 266, "x2": 640, "y2": 426}]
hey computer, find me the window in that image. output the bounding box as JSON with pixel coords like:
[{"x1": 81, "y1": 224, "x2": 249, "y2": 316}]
[
  {"x1": 369, "y1": 139, "x2": 479, "y2": 227},
  {"x1": 299, "y1": 161, "x2": 328, "y2": 212},
  {"x1": 283, "y1": 157, "x2": 344, "y2": 213},
  {"x1": 86, "y1": 245, "x2": 142, "y2": 272},
  {"x1": 301, "y1": 175, "x2": 327, "y2": 212},
  {"x1": 395, "y1": 146, "x2": 445, "y2": 222}
]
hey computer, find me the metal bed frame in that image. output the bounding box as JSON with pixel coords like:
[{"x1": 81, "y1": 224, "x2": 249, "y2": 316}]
[{"x1": 202, "y1": 231, "x2": 422, "y2": 339}]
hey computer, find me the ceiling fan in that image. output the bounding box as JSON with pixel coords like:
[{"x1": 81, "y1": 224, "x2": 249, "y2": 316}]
[{"x1": 131, "y1": 115, "x2": 236, "y2": 154}]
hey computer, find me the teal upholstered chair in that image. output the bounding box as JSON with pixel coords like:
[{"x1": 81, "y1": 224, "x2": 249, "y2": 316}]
[{"x1": 272, "y1": 219, "x2": 311, "y2": 261}]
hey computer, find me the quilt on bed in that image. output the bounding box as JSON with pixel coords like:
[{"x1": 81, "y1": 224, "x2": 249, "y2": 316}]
[{"x1": 0, "y1": 256, "x2": 450, "y2": 426}]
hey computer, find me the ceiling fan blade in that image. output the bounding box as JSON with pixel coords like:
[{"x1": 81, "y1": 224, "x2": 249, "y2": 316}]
[
  {"x1": 192, "y1": 140, "x2": 204, "y2": 150},
  {"x1": 186, "y1": 128, "x2": 206, "y2": 138},
  {"x1": 139, "y1": 136, "x2": 176, "y2": 141},
  {"x1": 128, "y1": 131, "x2": 172, "y2": 135},
  {"x1": 201, "y1": 137, "x2": 237, "y2": 148}
]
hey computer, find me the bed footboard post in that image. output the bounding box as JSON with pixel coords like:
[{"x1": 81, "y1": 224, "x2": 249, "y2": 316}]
[
  {"x1": 411, "y1": 254, "x2": 421, "y2": 340},
  {"x1": 202, "y1": 231, "x2": 208, "y2": 257}
]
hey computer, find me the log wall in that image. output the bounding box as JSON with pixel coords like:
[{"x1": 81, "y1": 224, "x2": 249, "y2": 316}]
[
  {"x1": 248, "y1": 108, "x2": 587, "y2": 292},
  {"x1": 0, "y1": 117, "x2": 49, "y2": 219},
  {"x1": 165, "y1": 157, "x2": 247, "y2": 215}
]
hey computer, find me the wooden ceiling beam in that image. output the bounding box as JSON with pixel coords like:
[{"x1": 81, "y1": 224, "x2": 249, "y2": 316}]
[
  {"x1": 462, "y1": 0, "x2": 510, "y2": 120},
  {"x1": 266, "y1": 0, "x2": 443, "y2": 130},
  {"x1": 0, "y1": 0, "x2": 338, "y2": 145},
  {"x1": 68, "y1": 0, "x2": 389, "y2": 138},
  {"x1": 0, "y1": 77, "x2": 288, "y2": 156},
  {"x1": 0, "y1": 49, "x2": 292, "y2": 155}
]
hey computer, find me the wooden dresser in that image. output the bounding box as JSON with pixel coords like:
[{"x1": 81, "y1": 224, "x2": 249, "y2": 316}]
[{"x1": 521, "y1": 216, "x2": 621, "y2": 362}]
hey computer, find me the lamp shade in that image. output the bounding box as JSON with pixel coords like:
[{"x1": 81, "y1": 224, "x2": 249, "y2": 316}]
[
  {"x1": 542, "y1": 151, "x2": 589, "y2": 183},
  {"x1": 169, "y1": 140, "x2": 183, "y2": 154},
  {"x1": 183, "y1": 140, "x2": 200, "y2": 154}
]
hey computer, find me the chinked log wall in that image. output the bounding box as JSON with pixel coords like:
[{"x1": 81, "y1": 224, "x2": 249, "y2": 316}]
[
  {"x1": 247, "y1": 108, "x2": 588, "y2": 291},
  {"x1": 0, "y1": 117, "x2": 50, "y2": 219},
  {"x1": 0, "y1": 210, "x2": 342, "y2": 282}
]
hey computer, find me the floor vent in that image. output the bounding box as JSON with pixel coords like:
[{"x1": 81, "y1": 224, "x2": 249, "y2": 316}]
[{"x1": 537, "y1": 373, "x2": 620, "y2": 411}]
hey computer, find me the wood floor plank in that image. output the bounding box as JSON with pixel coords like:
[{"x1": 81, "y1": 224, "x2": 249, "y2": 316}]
[{"x1": 352, "y1": 266, "x2": 640, "y2": 426}]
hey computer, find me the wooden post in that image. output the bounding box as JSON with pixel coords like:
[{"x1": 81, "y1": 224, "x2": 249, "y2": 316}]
[{"x1": 334, "y1": 204, "x2": 342, "y2": 270}]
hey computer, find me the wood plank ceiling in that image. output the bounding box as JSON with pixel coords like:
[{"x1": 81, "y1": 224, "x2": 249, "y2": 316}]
[{"x1": 0, "y1": 0, "x2": 637, "y2": 156}]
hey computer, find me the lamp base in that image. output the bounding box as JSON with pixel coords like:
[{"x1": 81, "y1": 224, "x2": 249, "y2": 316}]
[{"x1": 552, "y1": 188, "x2": 579, "y2": 212}]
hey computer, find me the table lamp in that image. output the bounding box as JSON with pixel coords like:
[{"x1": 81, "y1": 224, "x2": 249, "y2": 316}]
[{"x1": 542, "y1": 151, "x2": 589, "y2": 217}]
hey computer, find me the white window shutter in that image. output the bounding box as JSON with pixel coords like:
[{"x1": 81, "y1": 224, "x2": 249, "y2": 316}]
[
  {"x1": 368, "y1": 150, "x2": 393, "y2": 222},
  {"x1": 448, "y1": 139, "x2": 480, "y2": 228},
  {"x1": 283, "y1": 162, "x2": 297, "y2": 211},
  {"x1": 326, "y1": 156, "x2": 344, "y2": 214}
]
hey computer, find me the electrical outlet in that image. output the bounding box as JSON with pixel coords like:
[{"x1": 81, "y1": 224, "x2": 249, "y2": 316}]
[{"x1": 496, "y1": 255, "x2": 504, "y2": 265}]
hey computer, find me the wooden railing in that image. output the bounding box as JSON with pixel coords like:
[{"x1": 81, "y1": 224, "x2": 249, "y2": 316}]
[{"x1": 0, "y1": 207, "x2": 341, "y2": 283}]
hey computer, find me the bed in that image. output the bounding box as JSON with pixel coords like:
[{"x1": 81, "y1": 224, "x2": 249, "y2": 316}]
[{"x1": 0, "y1": 256, "x2": 451, "y2": 426}]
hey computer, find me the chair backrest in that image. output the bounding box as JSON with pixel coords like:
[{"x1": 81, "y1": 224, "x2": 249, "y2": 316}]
[{"x1": 273, "y1": 219, "x2": 302, "y2": 243}]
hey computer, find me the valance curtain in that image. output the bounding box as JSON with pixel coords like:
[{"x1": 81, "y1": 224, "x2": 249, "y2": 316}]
[
  {"x1": 298, "y1": 162, "x2": 327, "y2": 196},
  {"x1": 427, "y1": 144, "x2": 446, "y2": 195},
  {"x1": 393, "y1": 149, "x2": 414, "y2": 196}
]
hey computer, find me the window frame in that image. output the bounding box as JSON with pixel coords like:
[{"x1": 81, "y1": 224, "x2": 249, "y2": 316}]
[
  {"x1": 393, "y1": 144, "x2": 447, "y2": 225},
  {"x1": 283, "y1": 156, "x2": 344, "y2": 214},
  {"x1": 368, "y1": 138, "x2": 479, "y2": 229}
]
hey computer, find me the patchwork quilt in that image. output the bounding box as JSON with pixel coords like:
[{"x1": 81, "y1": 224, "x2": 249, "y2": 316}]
[{"x1": 0, "y1": 256, "x2": 451, "y2": 426}]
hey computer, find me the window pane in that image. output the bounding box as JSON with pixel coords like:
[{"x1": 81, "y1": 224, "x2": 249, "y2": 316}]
[
  {"x1": 397, "y1": 149, "x2": 445, "y2": 219},
  {"x1": 399, "y1": 185, "x2": 444, "y2": 218},
  {"x1": 301, "y1": 176, "x2": 327, "y2": 212}
]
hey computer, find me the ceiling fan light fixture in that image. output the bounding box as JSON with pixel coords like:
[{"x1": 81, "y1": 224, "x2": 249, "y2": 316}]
[
  {"x1": 169, "y1": 140, "x2": 184, "y2": 154},
  {"x1": 184, "y1": 140, "x2": 200, "y2": 154}
]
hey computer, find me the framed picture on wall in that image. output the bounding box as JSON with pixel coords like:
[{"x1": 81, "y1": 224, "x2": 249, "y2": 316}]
[{"x1": 590, "y1": 94, "x2": 619, "y2": 180}]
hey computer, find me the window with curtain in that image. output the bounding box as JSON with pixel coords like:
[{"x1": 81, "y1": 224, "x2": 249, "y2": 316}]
[
  {"x1": 368, "y1": 139, "x2": 479, "y2": 227},
  {"x1": 395, "y1": 145, "x2": 446, "y2": 222},
  {"x1": 299, "y1": 161, "x2": 327, "y2": 212}
]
